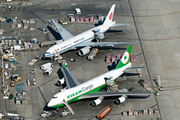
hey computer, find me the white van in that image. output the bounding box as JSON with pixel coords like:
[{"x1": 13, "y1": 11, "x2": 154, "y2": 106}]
[{"x1": 5, "y1": 63, "x2": 9, "y2": 69}]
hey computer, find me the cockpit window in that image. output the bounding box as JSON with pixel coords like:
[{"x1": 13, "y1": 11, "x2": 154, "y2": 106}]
[
  {"x1": 53, "y1": 96, "x2": 58, "y2": 98},
  {"x1": 45, "y1": 52, "x2": 50, "y2": 54}
]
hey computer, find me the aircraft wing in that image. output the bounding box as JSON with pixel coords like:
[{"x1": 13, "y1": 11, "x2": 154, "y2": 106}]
[
  {"x1": 126, "y1": 66, "x2": 147, "y2": 69},
  {"x1": 61, "y1": 66, "x2": 80, "y2": 89},
  {"x1": 79, "y1": 92, "x2": 151, "y2": 99},
  {"x1": 76, "y1": 42, "x2": 137, "y2": 48},
  {"x1": 51, "y1": 19, "x2": 74, "y2": 41}
]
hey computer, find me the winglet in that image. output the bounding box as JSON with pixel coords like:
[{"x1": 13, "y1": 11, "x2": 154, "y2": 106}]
[
  {"x1": 103, "y1": 4, "x2": 116, "y2": 25},
  {"x1": 115, "y1": 45, "x2": 133, "y2": 69}
]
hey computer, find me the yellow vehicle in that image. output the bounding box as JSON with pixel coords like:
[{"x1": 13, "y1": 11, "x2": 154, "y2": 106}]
[{"x1": 14, "y1": 76, "x2": 24, "y2": 82}]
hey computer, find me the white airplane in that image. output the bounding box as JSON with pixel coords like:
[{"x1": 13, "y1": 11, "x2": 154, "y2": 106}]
[
  {"x1": 47, "y1": 45, "x2": 150, "y2": 109},
  {"x1": 43, "y1": 4, "x2": 136, "y2": 59}
]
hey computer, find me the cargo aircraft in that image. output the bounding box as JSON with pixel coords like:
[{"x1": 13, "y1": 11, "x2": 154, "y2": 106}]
[
  {"x1": 43, "y1": 4, "x2": 136, "y2": 59},
  {"x1": 47, "y1": 45, "x2": 150, "y2": 110}
]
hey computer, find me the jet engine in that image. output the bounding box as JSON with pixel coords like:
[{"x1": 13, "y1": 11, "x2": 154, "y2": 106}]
[
  {"x1": 57, "y1": 78, "x2": 65, "y2": 85},
  {"x1": 116, "y1": 95, "x2": 127, "y2": 104},
  {"x1": 91, "y1": 96, "x2": 104, "y2": 107},
  {"x1": 116, "y1": 88, "x2": 128, "y2": 104},
  {"x1": 78, "y1": 46, "x2": 90, "y2": 56}
]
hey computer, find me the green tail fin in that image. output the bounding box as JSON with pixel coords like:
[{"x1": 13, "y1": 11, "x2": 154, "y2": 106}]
[{"x1": 115, "y1": 45, "x2": 133, "y2": 69}]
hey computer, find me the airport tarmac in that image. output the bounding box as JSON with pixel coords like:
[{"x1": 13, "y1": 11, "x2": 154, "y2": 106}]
[{"x1": 1, "y1": 0, "x2": 180, "y2": 119}]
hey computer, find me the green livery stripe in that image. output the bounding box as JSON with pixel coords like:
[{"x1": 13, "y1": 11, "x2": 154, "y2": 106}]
[
  {"x1": 49, "y1": 84, "x2": 107, "y2": 108},
  {"x1": 115, "y1": 45, "x2": 133, "y2": 70}
]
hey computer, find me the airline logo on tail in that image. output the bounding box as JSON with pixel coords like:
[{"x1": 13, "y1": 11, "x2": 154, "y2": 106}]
[
  {"x1": 109, "y1": 12, "x2": 113, "y2": 20},
  {"x1": 115, "y1": 45, "x2": 133, "y2": 70},
  {"x1": 103, "y1": 4, "x2": 115, "y2": 25},
  {"x1": 121, "y1": 52, "x2": 129, "y2": 64}
]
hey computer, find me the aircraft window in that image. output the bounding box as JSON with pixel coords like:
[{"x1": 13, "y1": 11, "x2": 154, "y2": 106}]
[
  {"x1": 53, "y1": 96, "x2": 58, "y2": 98},
  {"x1": 45, "y1": 52, "x2": 50, "y2": 54}
]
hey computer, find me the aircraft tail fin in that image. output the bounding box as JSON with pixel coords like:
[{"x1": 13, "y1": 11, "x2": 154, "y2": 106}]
[
  {"x1": 115, "y1": 45, "x2": 133, "y2": 69},
  {"x1": 103, "y1": 4, "x2": 116, "y2": 25}
]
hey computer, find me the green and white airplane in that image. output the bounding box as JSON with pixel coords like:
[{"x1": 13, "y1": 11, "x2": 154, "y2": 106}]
[{"x1": 47, "y1": 45, "x2": 150, "y2": 108}]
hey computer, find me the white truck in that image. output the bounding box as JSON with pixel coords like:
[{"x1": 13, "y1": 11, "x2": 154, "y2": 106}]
[
  {"x1": 75, "y1": 8, "x2": 81, "y2": 15},
  {"x1": 88, "y1": 48, "x2": 98, "y2": 60},
  {"x1": 40, "y1": 62, "x2": 53, "y2": 71},
  {"x1": 14, "y1": 45, "x2": 23, "y2": 50}
]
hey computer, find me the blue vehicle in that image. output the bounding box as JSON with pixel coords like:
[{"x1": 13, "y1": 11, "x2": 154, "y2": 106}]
[{"x1": 7, "y1": 18, "x2": 12, "y2": 23}]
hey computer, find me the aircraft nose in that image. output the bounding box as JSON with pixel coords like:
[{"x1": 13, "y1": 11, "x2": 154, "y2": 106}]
[{"x1": 47, "y1": 100, "x2": 54, "y2": 107}]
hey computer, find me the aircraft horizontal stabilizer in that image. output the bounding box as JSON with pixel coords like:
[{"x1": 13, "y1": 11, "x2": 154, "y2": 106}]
[
  {"x1": 111, "y1": 23, "x2": 130, "y2": 28},
  {"x1": 127, "y1": 66, "x2": 147, "y2": 69},
  {"x1": 79, "y1": 91, "x2": 151, "y2": 99}
]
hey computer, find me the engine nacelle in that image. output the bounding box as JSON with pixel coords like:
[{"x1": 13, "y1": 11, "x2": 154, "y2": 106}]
[
  {"x1": 91, "y1": 96, "x2": 104, "y2": 106},
  {"x1": 57, "y1": 78, "x2": 65, "y2": 85},
  {"x1": 116, "y1": 95, "x2": 127, "y2": 104},
  {"x1": 78, "y1": 46, "x2": 90, "y2": 56},
  {"x1": 116, "y1": 88, "x2": 128, "y2": 104}
]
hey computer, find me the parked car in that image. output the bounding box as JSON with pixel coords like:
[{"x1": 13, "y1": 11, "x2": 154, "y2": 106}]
[{"x1": 30, "y1": 69, "x2": 37, "y2": 74}]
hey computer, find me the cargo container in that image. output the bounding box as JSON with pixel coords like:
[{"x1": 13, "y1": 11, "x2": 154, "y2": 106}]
[
  {"x1": 106, "y1": 54, "x2": 111, "y2": 63},
  {"x1": 128, "y1": 109, "x2": 133, "y2": 116},
  {"x1": 21, "y1": 99, "x2": 27, "y2": 105},
  {"x1": 29, "y1": 19, "x2": 35, "y2": 24},
  {"x1": 123, "y1": 111, "x2": 127, "y2": 116},
  {"x1": 85, "y1": 18, "x2": 89, "y2": 23},
  {"x1": 130, "y1": 54, "x2": 136, "y2": 62},
  {"x1": 80, "y1": 17, "x2": 84, "y2": 23},
  {"x1": 76, "y1": 17, "x2": 79, "y2": 23},
  {"x1": 13, "y1": 39, "x2": 17, "y2": 44},
  {"x1": 111, "y1": 56, "x2": 116, "y2": 63},
  {"x1": 90, "y1": 16, "x2": 94, "y2": 22},
  {"x1": 117, "y1": 54, "x2": 121, "y2": 59},
  {"x1": 133, "y1": 110, "x2": 138, "y2": 116},
  {"x1": 97, "y1": 106, "x2": 112, "y2": 119}
]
